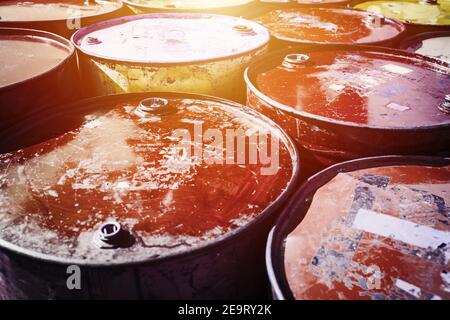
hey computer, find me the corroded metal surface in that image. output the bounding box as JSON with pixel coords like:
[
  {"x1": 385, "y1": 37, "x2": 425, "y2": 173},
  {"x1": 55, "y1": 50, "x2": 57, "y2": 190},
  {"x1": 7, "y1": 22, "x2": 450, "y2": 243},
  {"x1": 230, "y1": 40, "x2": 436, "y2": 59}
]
[
  {"x1": 400, "y1": 31, "x2": 450, "y2": 63},
  {"x1": 246, "y1": 46, "x2": 450, "y2": 174},
  {"x1": 285, "y1": 163, "x2": 450, "y2": 299},
  {"x1": 267, "y1": 156, "x2": 450, "y2": 300},
  {"x1": 355, "y1": 0, "x2": 450, "y2": 27},
  {"x1": 255, "y1": 7, "x2": 405, "y2": 45},
  {"x1": 0, "y1": 96, "x2": 295, "y2": 263},
  {"x1": 0, "y1": 92, "x2": 299, "y2": 299},
  {"x1": 72, "y1": 14, "x2": 270, "y2": 101},
  {"x1": 123, "y1": 0, "x2": 255, "y2": 13},
  {"x1": 78, "y1": 48, "x2": 267, "y2": 101}
]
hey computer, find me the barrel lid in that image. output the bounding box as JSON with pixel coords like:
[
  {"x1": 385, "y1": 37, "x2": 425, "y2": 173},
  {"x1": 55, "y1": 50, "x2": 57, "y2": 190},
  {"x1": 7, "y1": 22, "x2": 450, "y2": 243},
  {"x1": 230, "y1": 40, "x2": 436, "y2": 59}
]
[
  {"x1": 245, "y1": 46, "x2": 450, "y2": 129},
  {"x1": 0, "y1": 27, "x2": 74, "y2": 89},
  {"x1": 122, "y1": 0, "x2": 254, "y2": 10},
  {"x1": 275, "y1": 156, "x2": 450, "y2": 300},
  {"x1": 260, "y1": 0, "x2": 350, "y2": 4},
  {"x1": 400, "y1": 32, "x2": 450, "y2": 63},
  {"x1": 355, "y1": 0, "x2": 450, "y2": 26},
  {"x1": 0, "y1": 93, "x2": 297, "y2": 265},
  {"x1": 0, "y1": 0, "x2": 122, "y2": 23},
  {"x1": 71, "y1": 13, "x2": 270, "y2": 64},
  {"x1": 296, "y1": 0, "x2": 349, "y2": 3},
  {"x1": 255, "y1": 7, "x2": 405, "y2": 45}
]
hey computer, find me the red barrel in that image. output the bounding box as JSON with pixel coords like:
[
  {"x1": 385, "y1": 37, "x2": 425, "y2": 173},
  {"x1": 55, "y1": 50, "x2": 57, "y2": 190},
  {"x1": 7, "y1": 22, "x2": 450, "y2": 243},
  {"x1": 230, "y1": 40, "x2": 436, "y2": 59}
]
[
  {"x1": 0, "y1": 0, "x2": 125, "y2": 39},
  {"x1": 241, "y1": 1, "x2": 355, "y2": 20},
  {"x1": 259, "y1": 0, "x2": 352, "y2": 7},
  {"x1": 0, "y1": 27, "x2": 80, "y2": 132},
  {"x1": 255, "y1": 7, "x2": 405, "y2": 48},
  {"x1": 245, "y1": 45, "x2": 450, "y2": 179},
  {"x1": 267, "y1": 155, "x2": 450, "y2": 300},
  {"x1": 0, "y1": 92, "x2": 299, "y2": 299}
]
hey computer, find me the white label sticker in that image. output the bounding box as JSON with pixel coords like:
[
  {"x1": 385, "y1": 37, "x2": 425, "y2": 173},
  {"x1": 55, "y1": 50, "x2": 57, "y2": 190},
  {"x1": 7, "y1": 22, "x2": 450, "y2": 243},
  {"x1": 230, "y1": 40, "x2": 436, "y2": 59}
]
[
  {"x1": 381, "y1": 64, "x2": 413, "y2": 75},
  {"x1": 329, "y1": 84, "x2": 345, "y2": 92},
  {"x1": 84, "y1": 119, "x2": 102, "y2": 129},
  {"x1": 353, "y1": 208, "x2": 450, "y2": 249},
  {"x1": 395, "y1": 279, "x2": 422, "y2": 298},
  {"x1": 395, "y1": 279, "x2": 442, "y2": 300},
  {"x1": 386, "y1": 102, "x2": 410, "y2": 112}
]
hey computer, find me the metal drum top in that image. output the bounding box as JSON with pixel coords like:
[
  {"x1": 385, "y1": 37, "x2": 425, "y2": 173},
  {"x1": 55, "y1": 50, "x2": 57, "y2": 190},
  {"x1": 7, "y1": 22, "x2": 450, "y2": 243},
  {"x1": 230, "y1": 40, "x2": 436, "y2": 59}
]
[
  {"x1": 400, "y1": 31, "x2": 450, "y2": 63},
  {"x1": 267, "y1": 155, "x2": 450, "y2": 300},
  {"x1": 260, "y1": 0, "x2": 351, "y2": 5},
  {"x1": 0, "y1": 92, "x2": 298, "y2": 267},
  {"x1": 122, "y1": 0, "x2": 255, "y2": 11},
  {"x1": 245, "y1": 45, "x2": 450, "y2": 129},
  {"x1": 295, "y1": 0, "x2": 349, "y2": 3},
  {"x1": 0, "y1": 27, "x2": 79, "y2": 132},
  {"x1": 0, "y1": 27, "x2": 74, "y2": 89},
  {"x1": 71, "y1": 13, "x2": 270, "y2": 64},
  {"x1": 0, "y1": 0, "x2": 123, "y2": 23},
  {"x1": 255, "y1": 7, "x2": 405, "y2": 45},
  {"x1": 354, "y1": 0, "x2": 450, "y2": 27}
]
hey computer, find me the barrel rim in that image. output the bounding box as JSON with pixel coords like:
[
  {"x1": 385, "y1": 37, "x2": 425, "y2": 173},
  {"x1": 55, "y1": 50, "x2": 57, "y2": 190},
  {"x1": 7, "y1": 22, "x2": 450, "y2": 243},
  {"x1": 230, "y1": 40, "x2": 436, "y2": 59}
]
[
  {"x1": 266, "y1": 155, "x2": 450, "y2": 300},
  {"x1": 122, "y1": 0, "x2": 255, "y2": 11},
  {"x1": 244, "y1": 44, "x2": 450, "y2": 131},
  {"x1": 0, "y1": 0, "x2": 124, "y2": 25},
  {"x1": 0, "y1": 91, "x2": 301, "y2": 268},
  {"x1": 0, "y1": 27, "x2": 76, "y2": 91},
  {"x1": 256, "y1": 7, "x2": 406, "y2": 46},
  {"x1": 71, "y1": 12, "x2": 271, "y2": 65}
]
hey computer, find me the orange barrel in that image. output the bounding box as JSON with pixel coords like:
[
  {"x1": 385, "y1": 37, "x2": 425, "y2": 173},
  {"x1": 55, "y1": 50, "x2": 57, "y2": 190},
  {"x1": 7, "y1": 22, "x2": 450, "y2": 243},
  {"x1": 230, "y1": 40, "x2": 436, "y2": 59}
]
[
  {"x1": 259, "y1": 0, "x2": 352, "y2": 7},
  {"x1": 267, "y1": 156, "x2": 450, "y2": 300},
  {"x1": 0, "y1": 92, "x2": 299, "y2": 299},
  {"x1": 245, "y1": 45, "x2": 450, "y2": 179},
  {"x1": 254, "y1": 7, "x2": 405, "y2": 49}
]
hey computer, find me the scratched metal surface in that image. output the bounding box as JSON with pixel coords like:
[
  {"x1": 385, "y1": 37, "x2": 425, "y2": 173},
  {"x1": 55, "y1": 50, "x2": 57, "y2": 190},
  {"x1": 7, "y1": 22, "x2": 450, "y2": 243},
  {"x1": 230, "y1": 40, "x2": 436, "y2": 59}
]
[{"x1": 0, "y1": 253, "x2": 14, "y2": 300}]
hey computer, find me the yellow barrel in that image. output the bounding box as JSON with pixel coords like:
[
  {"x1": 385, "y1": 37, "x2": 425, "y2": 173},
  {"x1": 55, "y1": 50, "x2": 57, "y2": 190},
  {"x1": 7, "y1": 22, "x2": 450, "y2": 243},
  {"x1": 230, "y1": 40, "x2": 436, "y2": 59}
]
[{"x1": 354, "y1": 0, "x2": 450, "y2": 32}]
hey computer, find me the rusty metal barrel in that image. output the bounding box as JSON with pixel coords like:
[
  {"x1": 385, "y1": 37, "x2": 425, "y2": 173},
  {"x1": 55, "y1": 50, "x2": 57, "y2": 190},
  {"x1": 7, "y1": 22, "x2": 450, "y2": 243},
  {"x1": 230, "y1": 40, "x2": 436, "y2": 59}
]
[
  {"x1": 259, "y1": 0, "x2": 353, "y2": 7},
  {"x1": 0, "y1": 0, "x2": 124, "y2": 39},
  {"x1": 254, "y1": 7, "x2": 406, "y2": 48},
  {"x1": 245, "y1": 45, "x2": 450, "y2": 179},
  {"x1": 0, "y1": 27, "x2": 80, "y2": 132},
  {"x1": 71, "y1": 13, "x2": 270, "y2": 103},
  {"x1": 267, "y1": 155, "x2": 450, "y2": 300},
  {"x1": 399, "y1": 31, "x2": 450, "y2": 63},
  {"x1": 122, "y1": 0, "x2": 259, "y2": 17},
  {"x1": 0, "y1": 92, "x2": 299, "y2": 299},
  {"x1": 354, "y1": 0, "x2": 450, "y2": 34},
  {"x1": 245, "y1": 1, "x2": 356, "y2": 20}
]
